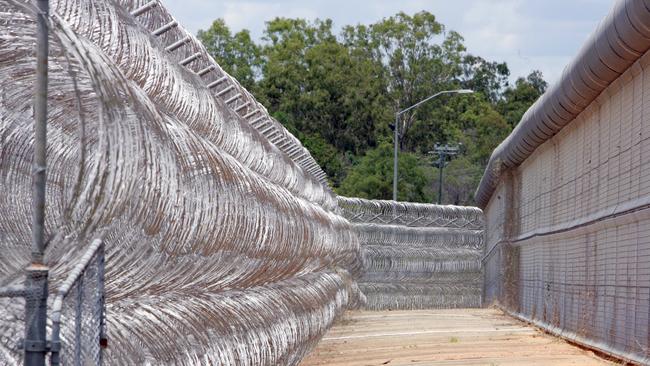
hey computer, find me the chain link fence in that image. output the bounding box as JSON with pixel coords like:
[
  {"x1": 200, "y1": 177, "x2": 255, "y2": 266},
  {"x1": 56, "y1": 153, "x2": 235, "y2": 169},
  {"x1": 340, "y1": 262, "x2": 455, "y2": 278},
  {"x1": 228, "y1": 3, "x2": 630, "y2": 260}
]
[
  {"x1": 0, "y1": 239, "x2": 105, "y2": 366},
  {"x1": 480, "y1": 1, "x2": 650, "y2": 363},
  {"x1": 50, "y1": 239, "x2": 106, "y2": 366},
  {"x1": 0, "y1": 288, "x2": 30, "y2": 365}
]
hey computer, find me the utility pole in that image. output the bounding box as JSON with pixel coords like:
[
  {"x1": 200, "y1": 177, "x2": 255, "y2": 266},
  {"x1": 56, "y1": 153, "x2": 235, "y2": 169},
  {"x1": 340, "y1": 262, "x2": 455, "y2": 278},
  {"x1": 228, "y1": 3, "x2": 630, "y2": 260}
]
[
  {"x1": 391, "y1": 89, "x2": 472, "y2": 201},
  {"x1": 392, "y1": 114, "x2": 399, "y2": 201},
  {"x1": 429, "y1": 143, "x2": 460, "y2": 205}
]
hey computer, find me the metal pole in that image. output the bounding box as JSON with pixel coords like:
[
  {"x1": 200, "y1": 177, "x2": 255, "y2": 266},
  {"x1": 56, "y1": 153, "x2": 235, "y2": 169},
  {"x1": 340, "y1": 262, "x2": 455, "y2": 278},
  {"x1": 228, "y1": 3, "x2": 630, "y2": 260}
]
[
  {"x1": 33, "y1": 0, "x2": 48, "y2": 263},
  {"x1": 433, "y1": 144, "x2": 459, "y2": 205},
  {"x1": 392, "y1": 90, "x2": 472, "y2": 202},
  {"x1": 393, "y1": 113, "x2": 398, "y2": 201},
  {"x1": 437, "y1": 154, "x2": 444, "y2": 204},
  {"x1": 25, "y1": 0, "x2": 50, "y2": 365},
  {"x1": 24, "y1": 268, "x2": 48, "y2": 366},
  {"x1": 98, "y1": 242, "x2": 107, "y2": 360}
]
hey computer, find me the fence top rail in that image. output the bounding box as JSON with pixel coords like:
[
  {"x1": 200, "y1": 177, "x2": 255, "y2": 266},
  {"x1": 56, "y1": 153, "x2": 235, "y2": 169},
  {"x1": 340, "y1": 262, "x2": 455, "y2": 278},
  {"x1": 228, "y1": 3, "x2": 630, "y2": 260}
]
[
  {"x1": 0, "y1": 285, "x2": 32, "y2": 298},
  {"x1": 50, "y1": 238, "x2": 103, "y2": 323},
  {"x1": 474, "y1": 0, "x2": 650, "y2": 208}
]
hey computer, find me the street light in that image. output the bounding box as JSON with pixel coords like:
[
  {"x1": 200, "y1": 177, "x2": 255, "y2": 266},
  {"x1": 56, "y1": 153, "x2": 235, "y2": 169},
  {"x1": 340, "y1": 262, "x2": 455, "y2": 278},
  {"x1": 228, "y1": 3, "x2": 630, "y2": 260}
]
[{"x1": 392, "y1": 89, "x2": 473, "y2": 201}]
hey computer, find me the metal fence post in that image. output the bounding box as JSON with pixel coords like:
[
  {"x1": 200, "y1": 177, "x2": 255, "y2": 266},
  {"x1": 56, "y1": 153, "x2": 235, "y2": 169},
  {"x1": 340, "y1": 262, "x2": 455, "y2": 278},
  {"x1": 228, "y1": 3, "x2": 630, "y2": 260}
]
[
  {"x1": 74, "y1": 276, "x2": 84, "y2": 365},
  {"x1": 32, "y1": 0, "x2": 49, "y2": 262},
  {"x1": 97, "y1": 242, "x2": 107, "y2": 359},
  {"x1": 23, "y1": 267, "x2": 48, "y2": 366},
  {"x1": 25, "y1": 0, "x2": 50, "y2": 365},
  {"x1": 437, "y1": 154, "x2": 444, "y2": 204},
  {"x1": 393, "y1": 113, "x2": 399, "y2": 201}
]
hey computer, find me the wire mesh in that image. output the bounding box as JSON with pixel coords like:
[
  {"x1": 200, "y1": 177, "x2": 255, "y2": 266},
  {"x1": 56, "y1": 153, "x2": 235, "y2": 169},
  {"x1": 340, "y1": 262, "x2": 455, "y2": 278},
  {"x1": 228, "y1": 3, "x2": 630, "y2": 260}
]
[
  {"x1": 482, "y1": 48, "x2": 650, "y2": 364},
  {"x1": 0, "y1": 271, "x2": 50, "y2": 366},
  {"x1": 474, "y1": 0, "x2": 650, "y2": 209},
  {"x1": 0, "y1": 294, "x2": 27, "y2": 365},
  {"x1": 339, "y1": 198, "x2": 485, "y2": 310},
  {"x1": 50, "y1": 239, "x2": 105, "y2": 366}
]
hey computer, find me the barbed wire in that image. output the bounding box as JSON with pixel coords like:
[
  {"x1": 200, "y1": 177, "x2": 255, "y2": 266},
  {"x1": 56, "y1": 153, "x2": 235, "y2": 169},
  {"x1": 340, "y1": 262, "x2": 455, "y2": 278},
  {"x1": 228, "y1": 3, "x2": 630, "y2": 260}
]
[
  {"x1": 0, "y1": 1, "x2": 360, "y2": 364},
  {"x1": 341, "y1": 199, "x2": 485, "y2": 310},
  {"x1": 338, "y1": 196, "x2": 485, "y2": 229}
]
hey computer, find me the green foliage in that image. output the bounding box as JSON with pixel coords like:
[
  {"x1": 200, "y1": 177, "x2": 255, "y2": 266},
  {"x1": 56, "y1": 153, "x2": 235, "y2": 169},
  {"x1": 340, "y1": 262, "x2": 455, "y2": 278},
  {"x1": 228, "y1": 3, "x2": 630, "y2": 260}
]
[
  {"x1": 259, "y1": 18, "x2": 389, "y2": 155},
  {"x1": 498, "y1": 70, "x2": 547, "y2": 127},
  {"x1": 197, "y1": 11, "x2": 546, "y2": 205},
  {"x1": 454, "y1": 97, "x2": 511, "y2": 165},
  {"x1": 302, "y1": 133, "x2": 345, "y2": 186},
  {"x1": 343, "y1": 12, "x2": 466, "y2": 151},
  {"x1": 197, "y1": 19, "x2": 261, "y2": 91},
  {"x1": 337, "y1": 142, "x2": 430, "y2": 202},
  {"x1": 461, "y1": 55, "x2": 510, "y2": 104},
  {"x1": 440, "y1": 157, "x2": 484, "y2": 205}
]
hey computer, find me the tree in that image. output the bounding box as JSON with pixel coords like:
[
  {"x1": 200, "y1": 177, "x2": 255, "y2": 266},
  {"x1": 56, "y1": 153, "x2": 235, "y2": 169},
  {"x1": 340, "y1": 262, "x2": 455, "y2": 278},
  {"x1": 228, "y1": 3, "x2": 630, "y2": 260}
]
[
  {"x1": 259, "y1": 18, "x2": 389, "y2": 164},
  {"x1": 461, "y1": 55, "x2": 510, "y2": 104},
  {"x1": 196, "y1": 12, "x2": 546, "y2": 197},
  {"x1": 343, "y1": 11, "x2": 466, "y2": 152},
  {"x1": 337, "y1": 142, "x2": 430, "y2": 202},
  {"x1": 197, "y1": 19, "x2": 261, "y2": 91},
  {"x1": 437, "y1": 157, "x2": 483, "y2": 205},
  {"x1": 498, "y1": 70, "x2": 547, "y2": 127},
  {"x1": 454, "y1": 97, "x2": 512, "y2": 165},
  {"x1": 277, "y1": 110, "x2": 346, "y2": 186}
]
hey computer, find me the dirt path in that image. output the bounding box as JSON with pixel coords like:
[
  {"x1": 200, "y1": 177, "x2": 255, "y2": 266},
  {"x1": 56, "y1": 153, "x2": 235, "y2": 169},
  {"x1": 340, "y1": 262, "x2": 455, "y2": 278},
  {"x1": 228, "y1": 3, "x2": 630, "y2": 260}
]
[{"x1": 300, "y1": 308, "x2": 615, "y2": 366}]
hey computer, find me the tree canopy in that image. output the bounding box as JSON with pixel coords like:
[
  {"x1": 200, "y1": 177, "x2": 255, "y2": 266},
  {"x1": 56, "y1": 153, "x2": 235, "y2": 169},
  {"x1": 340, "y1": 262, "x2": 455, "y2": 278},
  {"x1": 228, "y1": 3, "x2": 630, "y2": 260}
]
[{"x1": 197, "y1": 11, "x2": 546, "y2": 204}]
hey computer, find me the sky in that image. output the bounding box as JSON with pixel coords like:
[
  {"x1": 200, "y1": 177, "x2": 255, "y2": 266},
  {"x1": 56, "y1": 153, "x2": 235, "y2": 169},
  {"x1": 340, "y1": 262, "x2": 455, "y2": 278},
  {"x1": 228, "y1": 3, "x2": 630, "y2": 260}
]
[{"x1": 161, "y1": 0, "x2": 614, "y2": 86}]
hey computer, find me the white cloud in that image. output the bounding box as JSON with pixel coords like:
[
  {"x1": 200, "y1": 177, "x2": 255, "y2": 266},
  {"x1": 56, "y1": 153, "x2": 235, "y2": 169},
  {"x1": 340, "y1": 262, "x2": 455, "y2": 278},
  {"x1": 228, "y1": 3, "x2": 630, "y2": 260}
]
[
  {"x1": 160, "y1": 0, "x2": 612, "y2": 85},
  {"x1": 463, "y1": 0, "x2": 524, "y2": 52},
  {"x1": 219, "y1": 1, "x2": 319, "y2": 37}
]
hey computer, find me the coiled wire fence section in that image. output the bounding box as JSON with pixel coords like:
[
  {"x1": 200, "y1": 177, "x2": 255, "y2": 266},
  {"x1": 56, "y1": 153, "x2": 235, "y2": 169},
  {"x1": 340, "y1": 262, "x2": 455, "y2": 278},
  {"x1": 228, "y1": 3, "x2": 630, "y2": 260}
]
[
  {"x1": 125, "y1": 0, "x2": 333, "y2": 203},
  {"x1": 338, "y1": 197, "x2": 485, "y2": 310},
  {"x1": 0, "y1": 0, "x2": 491, "y2": 363},
  {"x1": 0, "y1": 0, "x2": 360, "y2": 364}
]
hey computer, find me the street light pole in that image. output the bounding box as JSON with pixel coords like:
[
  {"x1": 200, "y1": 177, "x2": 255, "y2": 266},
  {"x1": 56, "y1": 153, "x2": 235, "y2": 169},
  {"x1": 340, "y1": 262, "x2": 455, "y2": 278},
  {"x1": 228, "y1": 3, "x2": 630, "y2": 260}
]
[
  {"x1": 392, "y1": 89, "x2": 472, "y2": 201},
  {"x1": 393, "y1": 113, "x2": 399, "y2": 201},
  {"x1": 437, "y1": 153, "x2": 444, "y2": 204}
]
